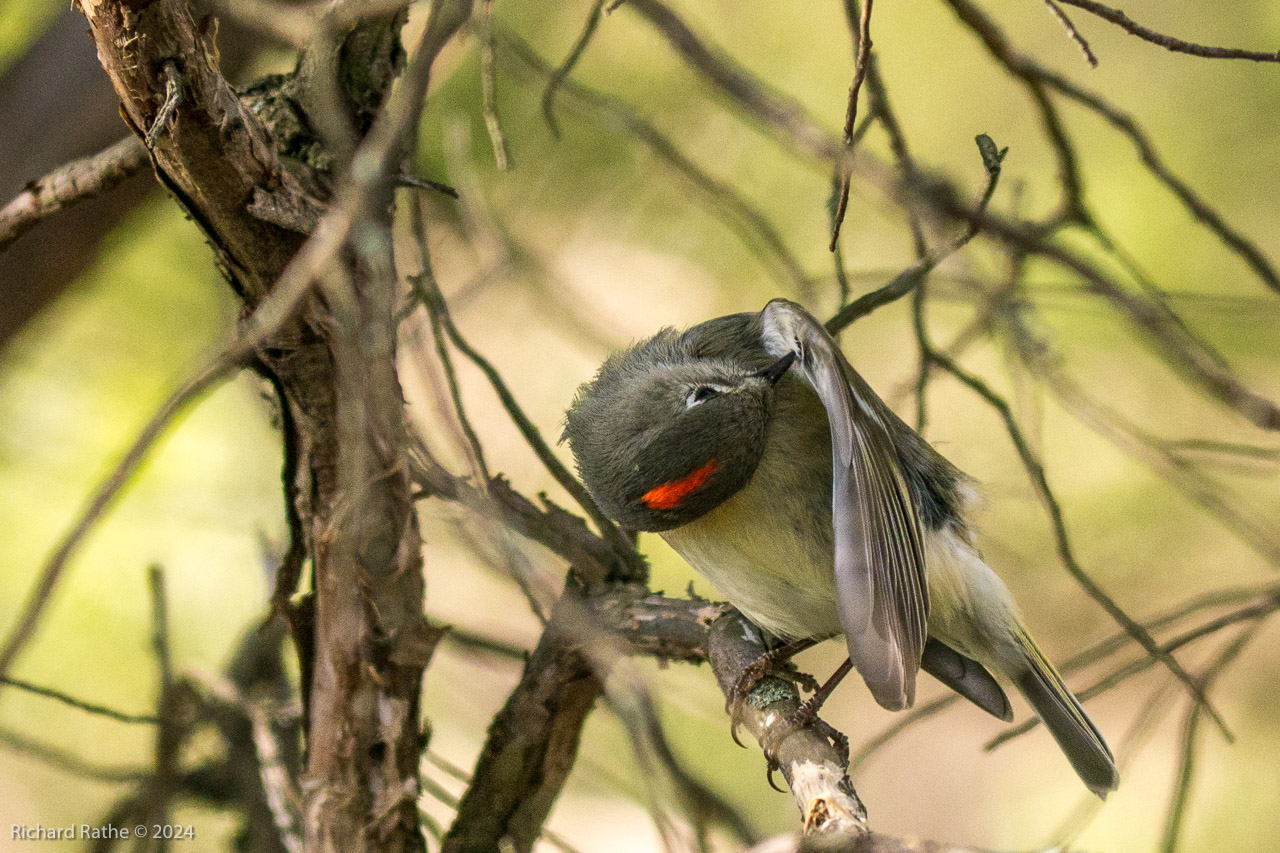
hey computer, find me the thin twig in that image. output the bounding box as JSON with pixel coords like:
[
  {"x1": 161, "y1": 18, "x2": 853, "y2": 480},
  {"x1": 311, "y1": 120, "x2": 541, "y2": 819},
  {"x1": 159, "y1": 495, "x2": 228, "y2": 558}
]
[
  {"x1": 1046, "y1": 71, "x2": 1280, "y2": 295},
  {"x1": 421, "y1": 767, "x2": 587, "y2": 853},
  {"x1": 624, "y1": 0, "x2": 841, "y2": 162},
  {"x1": 441, "y1": 627, "x2": 528, "y2": 661},
  {"x1": 0, "y1": 726, "x2": 147, "y2": 783},
  {"x1": 397, "y1": 174, "x2": 459, "y2": 198},
  {"x1": 946, "y1": 0, "x2": 1280, "y2": 294},
  {"x1": 986, "y1": 595, "x2": 1279, "y2": 750},
  {"x1": 502, "y1": 27, "x2": 811, "y2": 299},
  {"x1": 0, "y1": 136, "x2": 148, "y2": 252},
  {"x1": 998, "y1": 298, "x2": 1280, "y2": 568},
  {"x1": 145, "y1": 566, "x2": 182, "y2": 845},
  {"x1": 0, "y1": 358, "x2": 234, "y2": 684},
  {"x1": 478, "y1": 0, "x2": 511, "y2": 170},
  {"x1": 932, "y1": 194, "x2": 1280, "y2": 431},
  {"x1": 149, "y1": 566, "x2": 173, "y2": 693},
  {"x1": 191, "y1": 671, "x2": 304, "y2": 853},
  {"x1": 1040, "y1": 0, "x2": 1098, "y2": 67},
  {"x1": 412, "y1": 275, "x2": 637, "y2": 570},
  {"x1": 144, "y1": 61, "x2": 184, "y2": 149},
  {"x1": 0, "y1": 676, "x2": 159, "y2": 725},
  {"x1": 829, "y1": 0, "x2": 874, "y2": 251},
  {"x1": 603, "y1": 671, "x2": 757, "y2": 848},
  {"x1": 1058, "y1": 0, "x2": 1280, "y2": 62},
  {"x1": 1159, "y1": 622, "x2": 1263, "y2": 853},
  {"x1": 926, "y1": 342, "x2": 1233, "y2": 737},
  {"x1": 826, "y1": 133, "x2": 1005, "y2": 334},
  {"x1": 541, "y1": 0, "x2": 607, "y2": 137},
  {"x1": 830, "y1": 114, "x2": 877, "y2": 306},
  {"x1": 943, "y1": 0, "x2": 1086, "y2": 223},
  {"x1": 411, "y1": 263, "x2": 492, "y2": 482}
]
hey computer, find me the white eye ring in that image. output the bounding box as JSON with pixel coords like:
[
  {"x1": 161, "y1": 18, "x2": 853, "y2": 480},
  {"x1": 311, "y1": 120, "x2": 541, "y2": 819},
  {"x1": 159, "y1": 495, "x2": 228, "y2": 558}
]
[{"x1": 686, "y1": 386, "x2": 722, "y2": 408}]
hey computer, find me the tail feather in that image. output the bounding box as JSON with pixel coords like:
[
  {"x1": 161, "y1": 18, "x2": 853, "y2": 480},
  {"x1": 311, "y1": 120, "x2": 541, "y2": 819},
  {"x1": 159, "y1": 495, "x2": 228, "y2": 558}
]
[
  {"x1": 1015, "y1": 631, "x2": 1118, "y2": 798},
  {"x1": 922, "y1": 638, "x2": 1013, "y2": 721}
]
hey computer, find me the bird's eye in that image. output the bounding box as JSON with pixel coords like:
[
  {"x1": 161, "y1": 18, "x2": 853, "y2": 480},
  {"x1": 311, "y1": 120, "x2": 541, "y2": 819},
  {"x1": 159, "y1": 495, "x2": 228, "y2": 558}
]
[{"x1": 686, "y1": 386, "x2": 720, "y2": 408}]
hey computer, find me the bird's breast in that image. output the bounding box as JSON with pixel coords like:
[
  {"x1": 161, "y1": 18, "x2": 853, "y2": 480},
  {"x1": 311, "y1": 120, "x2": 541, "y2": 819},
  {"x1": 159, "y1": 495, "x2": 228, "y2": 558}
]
[{"x1": 660, "y1": 384, "x2": 842, "y2": 640}]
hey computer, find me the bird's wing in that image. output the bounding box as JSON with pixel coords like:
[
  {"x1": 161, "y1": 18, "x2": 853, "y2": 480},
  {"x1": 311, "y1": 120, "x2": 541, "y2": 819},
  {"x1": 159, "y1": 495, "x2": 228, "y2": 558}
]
[{"x1": 761, "y1": 299, "x2": 929, "y2": 710}]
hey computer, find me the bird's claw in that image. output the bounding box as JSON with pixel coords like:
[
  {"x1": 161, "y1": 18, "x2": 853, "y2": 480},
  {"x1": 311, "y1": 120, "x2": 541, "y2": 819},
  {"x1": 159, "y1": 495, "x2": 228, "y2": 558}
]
[
  {"x1": 784, "y1": 700, "x2": 850, "y2": 766},
  {"x1": 725, "y1": 652, "x2": 782, "y2": 747},
  {"x1": 765, "y1": 760, "x2": 786, "y2": 793},
  {"x1": 756, "y1": 701, "x2": 850, "y2": 794},
  {"x1": 789, "y1": 668, "x2": 821, "y2": 694},
  {"x1": 725, "y1": 650, "x2": 820, "y2": 745},
  {"x1": 724, "y1": 640, "x2": 837, "y2": 791},
  {"x1": 729, "y1": 717, "x2": 746, "y2": 749}
]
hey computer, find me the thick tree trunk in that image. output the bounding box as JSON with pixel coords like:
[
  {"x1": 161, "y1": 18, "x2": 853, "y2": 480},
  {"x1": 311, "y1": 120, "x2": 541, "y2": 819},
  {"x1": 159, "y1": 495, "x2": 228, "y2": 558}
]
[{"x1": 75, "y1": 0, "x2": 439, "y2": 850}]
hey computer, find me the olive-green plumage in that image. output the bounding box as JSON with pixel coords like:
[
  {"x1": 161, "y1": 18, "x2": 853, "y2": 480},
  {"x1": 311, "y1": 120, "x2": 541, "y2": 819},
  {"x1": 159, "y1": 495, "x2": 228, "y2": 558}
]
[{"x1": 564, "y1": 300, "x2": 1117, "y2": 796}]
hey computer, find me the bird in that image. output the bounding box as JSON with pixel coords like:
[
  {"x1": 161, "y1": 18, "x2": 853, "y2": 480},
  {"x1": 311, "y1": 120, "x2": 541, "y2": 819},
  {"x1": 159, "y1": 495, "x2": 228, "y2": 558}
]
[{"x1": 562, "y1": 298, "x2": 1118, "y2": 797}]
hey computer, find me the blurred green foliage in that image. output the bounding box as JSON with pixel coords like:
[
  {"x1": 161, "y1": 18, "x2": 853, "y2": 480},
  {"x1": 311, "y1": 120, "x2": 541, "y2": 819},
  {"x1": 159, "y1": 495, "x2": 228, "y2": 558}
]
[{"x1": 0, "y1": 0, "x2": 59, "y2": 76}]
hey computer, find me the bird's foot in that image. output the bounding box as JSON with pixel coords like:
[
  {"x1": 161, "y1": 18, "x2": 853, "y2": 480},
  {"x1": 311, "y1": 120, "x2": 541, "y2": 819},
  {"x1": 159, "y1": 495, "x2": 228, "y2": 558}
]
[
  {"x1": 726, "y1": 640, "x2": 820, "y2": 747},
  {"x1": 785, "y1": 704, "x2": 849, "y2": 766},
  {"x1": 727, "y1": 653, "x2": 775, "y2": 748},
  {"x1": 756, "y1": 706, "x2": 848, "y2": 792},
  {"x1": 785, "y1": 658, "x2": 853, "y2": 764},
  {"x1": 756, "y1": 702, "x2": 850, "y2": 793}
]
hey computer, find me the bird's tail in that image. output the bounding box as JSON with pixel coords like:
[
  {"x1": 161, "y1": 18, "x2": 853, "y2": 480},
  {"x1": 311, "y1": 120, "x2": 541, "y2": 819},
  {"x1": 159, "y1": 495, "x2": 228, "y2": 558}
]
[{"x1": 1012, "y1": 628, "x2": 1118, "y2": 798}]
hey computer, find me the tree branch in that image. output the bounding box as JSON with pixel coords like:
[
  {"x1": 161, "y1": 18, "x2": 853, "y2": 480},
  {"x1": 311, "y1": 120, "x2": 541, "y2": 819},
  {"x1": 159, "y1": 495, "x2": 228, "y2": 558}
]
[
  {"x1": 1057, "y1": 0, "x2": 1280, "y2": 62},
  {"x1": 0, "y1": 136, "x2": 148, "y2": 252}
]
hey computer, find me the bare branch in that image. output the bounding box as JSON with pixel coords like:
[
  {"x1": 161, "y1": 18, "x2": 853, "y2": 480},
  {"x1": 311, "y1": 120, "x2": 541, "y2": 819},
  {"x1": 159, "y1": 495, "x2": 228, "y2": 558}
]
[
  {"x1": 0, "y1": 136, "x2": 148, "y2": 252},
  {"x1": 541, "y1": 0, "x2": 607, "y2": 136},
  {"x1": 1058, "y1": 0, "x2": 1280, "y2": 62},
  {"x1": 1040, "y1": 0, "x2": 1098, "y2": 67},
  {"x1": 830, "y1": 0, "x2": 874, "y2": 250},
  {"x1": 946, "y1": 0, "x2": 1280, "y2": 294},
  {"x1": 412, "y1": 274, "x2": 640, "y2": 572},
  {"x1": 190, "y1": 670, "x2": 304, "y2": 853},
  {"x1": 997, "y1": 297, "x2": 1280, "y2": 567},
  {"x1": 1159, "y1": 622, "x2": 1263, "y2": 853},
  {"x1": 0, "y1": 675, "x2": 159, "y2": 725},
  {"x1": 942, "y1": 0, "x2": 1086, "y2": 223},
  {"x1": 826, "y1": 133, "x2": 1005, "y2": 333},
  {"x1": 923, "y1": 187, "x2": 1280, "y2": 430},
  {"x1": 624, "y1": 0, "x2": 841, "y2": 161},
  {"x1": 441, "y1": 586, "x2": 606, "y2": 853},
  {"x1": 987, "y1": 592, "x2": 1279, "y2": 750},
  {"x1": 0, "y1": 726, "x2": 147, "y2": 784},
  {"x1": 478, "y1": 0, "x2": 511, "y2": 170},
  {"x1": 921, "y1": 339, "x2": 1233, "y2": 737},
  {"x1": 707, "y1": 613, "x2": 866, "y2": 838}
]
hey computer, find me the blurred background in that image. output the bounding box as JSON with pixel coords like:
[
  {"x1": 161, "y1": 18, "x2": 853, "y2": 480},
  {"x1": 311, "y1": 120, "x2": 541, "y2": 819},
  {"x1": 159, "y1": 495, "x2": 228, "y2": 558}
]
[{"x1": 1, "y1": 1, "x2": 1279, "y2": 850}]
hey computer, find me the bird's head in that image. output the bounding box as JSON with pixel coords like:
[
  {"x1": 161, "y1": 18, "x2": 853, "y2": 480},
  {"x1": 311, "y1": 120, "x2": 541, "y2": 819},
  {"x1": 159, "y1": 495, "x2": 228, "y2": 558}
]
[{"x1": 563, "y1": 328, "x2": 794, "y2": 531}]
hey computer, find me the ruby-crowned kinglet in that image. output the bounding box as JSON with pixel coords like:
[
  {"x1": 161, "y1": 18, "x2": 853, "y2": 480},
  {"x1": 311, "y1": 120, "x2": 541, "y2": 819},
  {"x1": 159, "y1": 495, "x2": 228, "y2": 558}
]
[{"x1": 564, "y1": 298, "x2": 1117, "y2": 796}]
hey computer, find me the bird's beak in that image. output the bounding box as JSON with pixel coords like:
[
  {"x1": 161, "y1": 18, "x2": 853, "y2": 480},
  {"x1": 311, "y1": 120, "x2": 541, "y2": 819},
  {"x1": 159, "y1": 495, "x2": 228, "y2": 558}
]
[{"x1": 754, "y1": 352, "x2": 796, "y2": 386}]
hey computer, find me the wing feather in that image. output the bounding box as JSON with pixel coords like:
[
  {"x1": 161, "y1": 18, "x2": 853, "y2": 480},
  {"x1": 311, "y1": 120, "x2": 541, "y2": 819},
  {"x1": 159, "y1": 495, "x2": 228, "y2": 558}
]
[{"x1": 761, "y1": 300, "x2": 929, "y2": 710}]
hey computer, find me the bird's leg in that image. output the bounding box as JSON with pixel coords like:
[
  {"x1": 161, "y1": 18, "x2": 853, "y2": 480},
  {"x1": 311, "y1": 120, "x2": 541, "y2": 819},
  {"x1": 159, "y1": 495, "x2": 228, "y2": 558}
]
[
  {"x1": 790, "y1": 657, "x2": 854, "y2": 729},
  {"x1": 727, "y1": 636, "x2": 820, "y2": 747},
  {"x1": 783, "y1": 653, "x2": 855, "y2": 758},
  {"x1": 752, "y1": 653, "x2": 855, "y2": 773}
]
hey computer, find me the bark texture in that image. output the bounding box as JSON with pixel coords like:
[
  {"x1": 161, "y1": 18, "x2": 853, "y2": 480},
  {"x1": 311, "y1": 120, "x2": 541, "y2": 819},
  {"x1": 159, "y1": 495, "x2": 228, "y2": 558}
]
[{"x1": 75, "y1": 0, "x2": 434, "y2": 850}]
